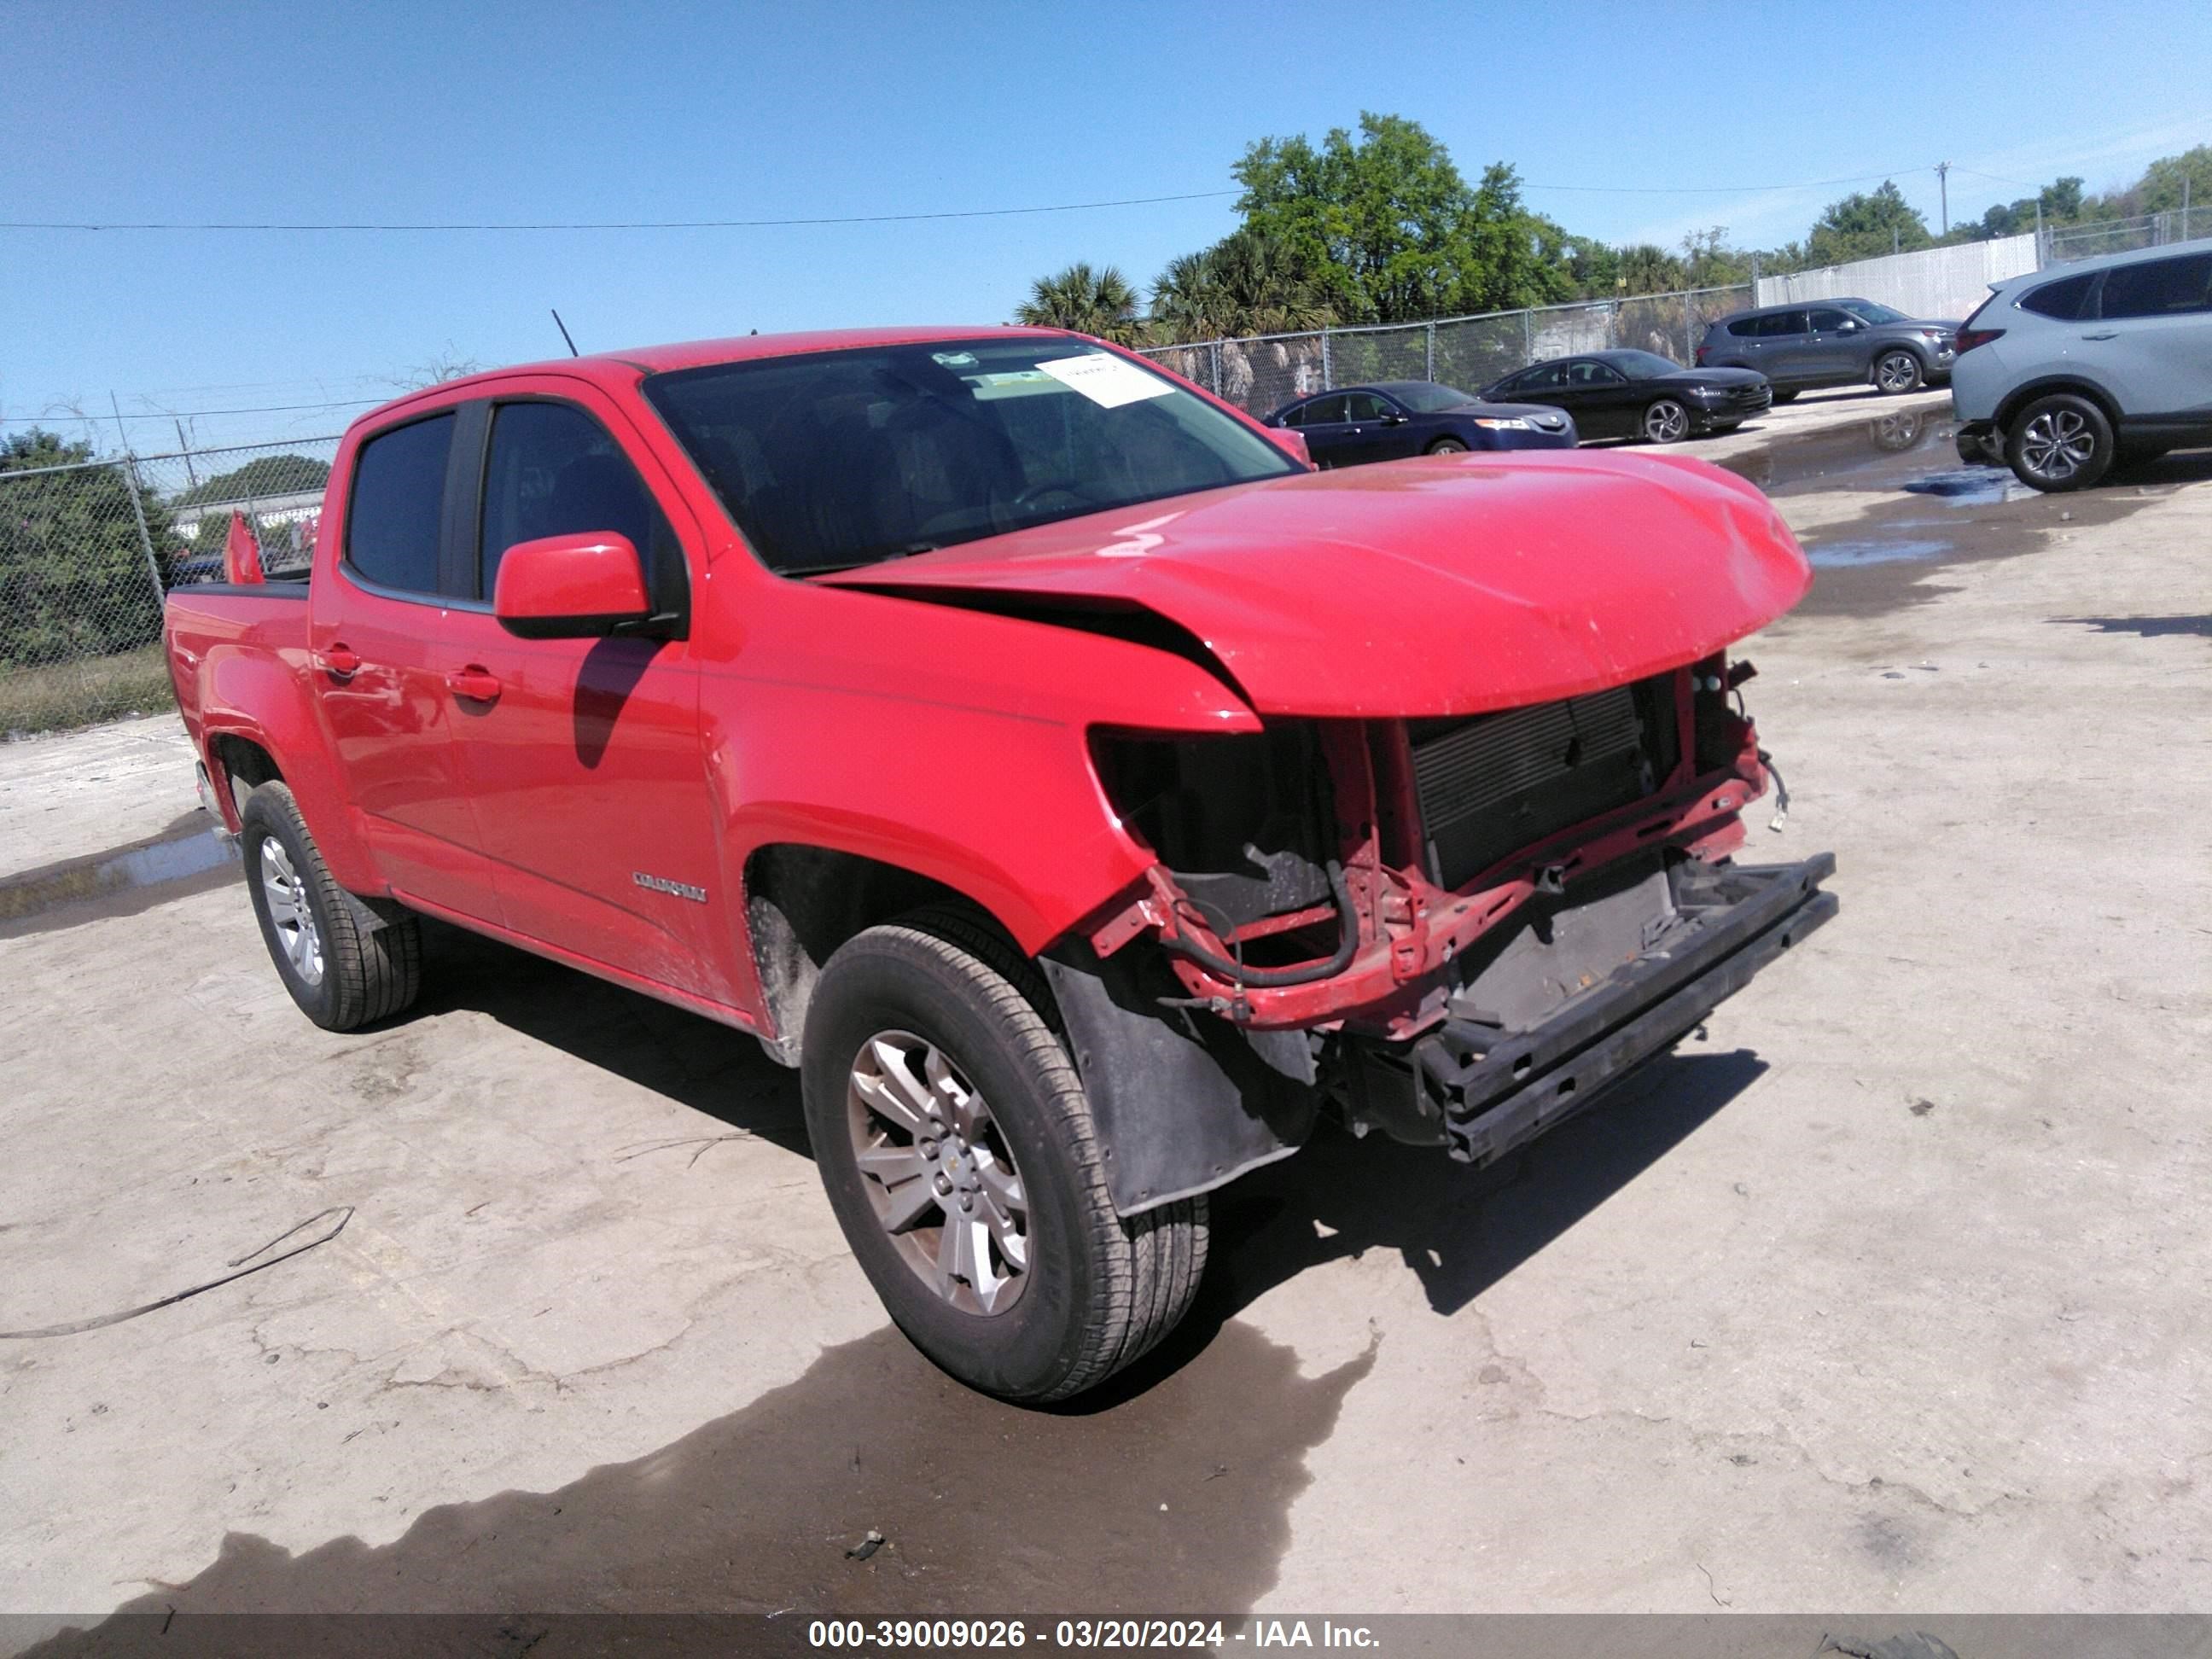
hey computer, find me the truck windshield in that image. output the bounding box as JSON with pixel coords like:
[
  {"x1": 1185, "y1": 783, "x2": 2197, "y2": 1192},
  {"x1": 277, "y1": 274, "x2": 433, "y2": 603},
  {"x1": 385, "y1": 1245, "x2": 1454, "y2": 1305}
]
[{"x1": 643, "y1": 337, "x2": 1301, "y2": 575}]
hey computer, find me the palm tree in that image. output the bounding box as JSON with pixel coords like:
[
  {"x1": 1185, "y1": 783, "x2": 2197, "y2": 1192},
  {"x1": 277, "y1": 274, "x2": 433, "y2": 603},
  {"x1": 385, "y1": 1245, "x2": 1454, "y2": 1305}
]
[
  {"x1": 1015, "y1": 263, "x2": 1146, "y2": 345},
  {"x1": 1149, "y1": 229, "x2": 1336, "y2": 344}
]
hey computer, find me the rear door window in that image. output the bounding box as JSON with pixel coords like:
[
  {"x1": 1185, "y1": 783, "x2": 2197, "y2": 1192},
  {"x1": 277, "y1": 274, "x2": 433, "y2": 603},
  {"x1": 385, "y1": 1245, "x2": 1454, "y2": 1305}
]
[
  {"x1": 1761, "y1": 311, "x2": 1810, "y2": 337},
  {"x1": 2019, "y1": 272, "x2": 2096, "y2": 320},
  {"x1": 1516, "y1": 363, "x2": 1571, "y2": 392},
  {"x1": 2098, "y1": 253, "x2": 2212, "y2": 319},
  {"x1": 1300, "y1": 394, "x2": 1350, "y2": 425},
  {"x1": 1726, "y1": 316, "x2": 1765, "y2": 337},
  {"x1": 345, "y1": 414, "x2": 455, "y2": 596}
]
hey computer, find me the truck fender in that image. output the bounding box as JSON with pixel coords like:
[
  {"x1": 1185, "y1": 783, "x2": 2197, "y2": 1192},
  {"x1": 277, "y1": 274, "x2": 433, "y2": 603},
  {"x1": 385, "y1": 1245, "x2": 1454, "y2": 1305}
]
[
  {"x1": 1039, "y1": 938, "x2": 1318, "y2": 1217},
  {"x1": 200, "y1": 651, "x2": 381, "y2": 893}
]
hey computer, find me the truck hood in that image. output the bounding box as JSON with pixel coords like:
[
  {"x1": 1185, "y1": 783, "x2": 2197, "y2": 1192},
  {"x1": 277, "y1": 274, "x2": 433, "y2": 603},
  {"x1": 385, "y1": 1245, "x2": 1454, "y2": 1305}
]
[{"x1": 816, "y1": 449, "x2": 1810, "y2": 719}]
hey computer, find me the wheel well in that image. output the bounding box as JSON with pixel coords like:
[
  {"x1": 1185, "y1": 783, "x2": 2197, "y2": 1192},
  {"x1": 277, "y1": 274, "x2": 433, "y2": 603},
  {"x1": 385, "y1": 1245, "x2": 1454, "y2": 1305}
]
[
  {"x1": 743, "y1": 844, "x2": 994, "y2": 1065},
  {"x1": 210, "y1": 736, "x2": 282, "y2": 817},
  {"x1": 1995, "y1": 379, "x2": 2120, "y2": 434}
]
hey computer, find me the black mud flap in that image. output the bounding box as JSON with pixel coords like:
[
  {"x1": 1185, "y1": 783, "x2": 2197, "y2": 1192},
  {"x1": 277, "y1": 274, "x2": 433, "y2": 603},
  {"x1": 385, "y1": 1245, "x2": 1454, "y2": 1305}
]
[
  {"x1": 1411, "y1": 855, "x2": 1837, "y2": 1165},
  {"x1": 1039, "y1": 940, "x2": 1319, "y2": 1218}
]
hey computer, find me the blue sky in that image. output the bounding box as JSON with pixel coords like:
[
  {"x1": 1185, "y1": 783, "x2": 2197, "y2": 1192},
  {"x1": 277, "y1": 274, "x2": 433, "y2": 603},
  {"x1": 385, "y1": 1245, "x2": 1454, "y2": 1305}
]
[{"x1": 5, "y1": 0, "x2": 2207, "y2": 452}]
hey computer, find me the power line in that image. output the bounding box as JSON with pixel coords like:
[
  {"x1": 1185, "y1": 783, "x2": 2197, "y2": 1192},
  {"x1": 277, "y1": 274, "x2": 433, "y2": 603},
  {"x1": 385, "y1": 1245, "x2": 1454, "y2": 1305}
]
[
  {"x1": 1521, "y1": 166, "x2": 1930, "y2": 195},
  {"x1": 0, "y1": 189, "x2": 1239, "y2": 234},
  {"x1": 6, "y1": 397, "x2": 383, "y2": 425}
]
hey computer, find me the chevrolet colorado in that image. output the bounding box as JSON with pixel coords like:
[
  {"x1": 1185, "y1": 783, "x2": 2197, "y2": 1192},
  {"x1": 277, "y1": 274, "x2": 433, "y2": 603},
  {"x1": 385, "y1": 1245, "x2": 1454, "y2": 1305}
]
[{"x1": 163, "y1": 327, "x2": 1835, "y2": 1402}]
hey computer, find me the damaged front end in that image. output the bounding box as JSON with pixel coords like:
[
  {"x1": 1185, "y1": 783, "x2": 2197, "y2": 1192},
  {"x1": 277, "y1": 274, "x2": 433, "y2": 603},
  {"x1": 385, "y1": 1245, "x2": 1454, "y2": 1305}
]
[{"x1": 1045, "y1": 656, "x2": 1837, "y2": 1214}]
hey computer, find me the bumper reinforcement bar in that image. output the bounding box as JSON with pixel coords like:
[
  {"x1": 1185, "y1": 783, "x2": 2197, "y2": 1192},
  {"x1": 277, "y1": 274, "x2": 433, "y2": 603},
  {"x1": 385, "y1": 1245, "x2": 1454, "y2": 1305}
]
[{"x1": 1415, "y1": 855, "x2": 1838, "y2": 1165}]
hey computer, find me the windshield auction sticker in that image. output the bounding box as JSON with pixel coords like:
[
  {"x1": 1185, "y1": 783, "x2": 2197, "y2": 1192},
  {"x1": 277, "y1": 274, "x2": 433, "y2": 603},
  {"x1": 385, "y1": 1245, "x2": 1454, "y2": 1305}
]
[{"x1": 1035, "y1": 352, "x2": 1176, "y2": 410}]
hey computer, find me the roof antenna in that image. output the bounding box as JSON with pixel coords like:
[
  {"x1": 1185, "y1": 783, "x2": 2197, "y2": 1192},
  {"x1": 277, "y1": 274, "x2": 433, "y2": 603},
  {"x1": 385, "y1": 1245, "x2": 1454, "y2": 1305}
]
[{"x1": 550, "y1": 309, "x2": 580, "y2": 357}]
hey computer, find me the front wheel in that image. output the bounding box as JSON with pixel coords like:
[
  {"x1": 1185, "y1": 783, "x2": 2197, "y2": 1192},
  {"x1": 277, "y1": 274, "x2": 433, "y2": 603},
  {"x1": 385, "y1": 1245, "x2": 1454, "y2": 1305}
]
[
  {"x1": 1874, "y1": 350, "x2": 1925, "y2": 394},
  {"x1": 2005, "y1": 393, "x2": 2115, "y2": 492},
  {"x1": 1642, "y1": 399, "x2": 1691, "y2": 443},
  {"x1": 1771, "y1": 388, "x2": 1802, "y2": 405},
  {"x1": 240, "y1": 782, "x2": 421, "y2": 1030},
  {"x1": 1426, "y1": 436, "x2": 1470, "y2": 454},
  {"x1": 802, "y1": 908, "x2": 1208, "y2": 1404}
]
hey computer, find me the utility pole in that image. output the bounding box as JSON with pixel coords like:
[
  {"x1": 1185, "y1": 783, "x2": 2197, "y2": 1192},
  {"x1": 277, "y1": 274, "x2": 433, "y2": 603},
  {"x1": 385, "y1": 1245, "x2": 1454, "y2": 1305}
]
[
  {"x1": 1936, "y1": 161, "x2": 1951, "y2": 236},
  {"x1": 174, "y1": 419, "x2": 199, "y2": 489}
]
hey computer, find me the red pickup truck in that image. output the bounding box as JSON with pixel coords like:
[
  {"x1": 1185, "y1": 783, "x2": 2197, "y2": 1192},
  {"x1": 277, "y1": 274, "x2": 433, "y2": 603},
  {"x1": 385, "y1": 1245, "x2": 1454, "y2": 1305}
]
[{"x1": 164, "y1": 327, "x2": 1833, "y2": 1402}]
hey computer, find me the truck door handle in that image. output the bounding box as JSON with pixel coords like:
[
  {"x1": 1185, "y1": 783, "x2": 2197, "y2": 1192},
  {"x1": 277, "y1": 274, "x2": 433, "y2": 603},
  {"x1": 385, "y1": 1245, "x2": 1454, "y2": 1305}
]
[
  {"x1": 319, "y1": 644, "x2": 362, "y2": 679},
  {"x1": 445, "y1": 666, "x2": 503, "y2": 703},
  {"x1": 2080, "y1": 330, "x2": 2117, "y2": 341}
]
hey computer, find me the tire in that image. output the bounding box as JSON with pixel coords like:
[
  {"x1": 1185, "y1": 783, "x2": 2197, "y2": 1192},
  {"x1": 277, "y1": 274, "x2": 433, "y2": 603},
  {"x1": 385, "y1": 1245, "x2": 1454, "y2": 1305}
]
[
  {"x1": 1874, "y1": 349, "x2": 1925, "y2": 394},
  {"x1": 1425, "y1": 437, "x2": 1469, "y2": 455},
  {"x1": 240, "y1": 781, "x2": 421, "y2": 1031},
  {"x1": 1642, "y1": 399, "x2": 1691, "y2": 443},
  {"x1": 1771, "y1": 389, "x2": 1802, "y2": 405},
  {"x1": 2005, "y1": 393, "x2": 2115, "y2": 492},
  {"x1": 801, "y1": 906, "x2": 1208, "y2": 1404}
]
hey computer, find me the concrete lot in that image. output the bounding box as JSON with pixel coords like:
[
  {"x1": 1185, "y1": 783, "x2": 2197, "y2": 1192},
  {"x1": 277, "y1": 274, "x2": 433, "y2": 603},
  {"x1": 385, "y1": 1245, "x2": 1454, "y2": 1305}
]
[{"x1": 3, "y1": 385, "x2": 2209, "y2": 1633}]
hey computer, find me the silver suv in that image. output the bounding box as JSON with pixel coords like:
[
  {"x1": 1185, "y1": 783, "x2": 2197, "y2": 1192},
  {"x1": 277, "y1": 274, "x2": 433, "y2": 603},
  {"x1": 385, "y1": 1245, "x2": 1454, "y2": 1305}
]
[
  {"x1": 1697, "y1": 298, "x2": 1958, "y2": 398},
  {"x1": 1953, "y1": 236, "x2": 2212, "y2": 492}
]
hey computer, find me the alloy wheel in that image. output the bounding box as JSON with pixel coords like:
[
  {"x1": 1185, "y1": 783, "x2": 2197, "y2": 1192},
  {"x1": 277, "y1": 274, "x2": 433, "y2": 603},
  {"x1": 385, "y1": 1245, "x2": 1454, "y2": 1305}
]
[
  {"x1": 1644, "y1": 400, "x2": 1689, "y2": 443},
  {"x1": 847, "y1": 1029, "x2": 1029, "y2": 1315},
  {"x1": 1877, "y1": 352, "x2": 1921, "y2": 393},
  {"x1": 259, "y1": 839, "x2": 324, "y2": 987},
  {"x1": 2018, "y1": 408, "x2": 2095, "y2": 482}
]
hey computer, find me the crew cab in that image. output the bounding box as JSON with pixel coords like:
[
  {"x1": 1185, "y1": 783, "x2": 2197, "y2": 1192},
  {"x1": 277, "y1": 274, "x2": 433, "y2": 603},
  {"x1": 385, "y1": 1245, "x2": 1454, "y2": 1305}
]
[{"x1": 164, "y1": 327, "x2": 1835, "y2": 1403}]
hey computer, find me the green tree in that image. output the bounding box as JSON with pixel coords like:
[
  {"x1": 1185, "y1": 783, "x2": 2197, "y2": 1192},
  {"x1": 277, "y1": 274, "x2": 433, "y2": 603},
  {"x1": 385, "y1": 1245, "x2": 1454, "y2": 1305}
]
[
  {"x1": 2138, "y1": 145, "x2": 2212, "y2": 218},
  {"x1": 1615, "y1": 243, "x2": 1687, "y2": 295},
  {"x1": 1149, "y1": 225, "x2": 1336, "y2": 341},
  {"x1": 0, "y1": 430, "x2": 178, "y2": 665},
  {"x1": 176, "y1": 452, "x2": 331, "y2": 507},
  {"x1": 1014, "y1": 263, "x2": 1147, "y2": 344},
  {"x1": 1231, "y1": 113, "x2": 1567, "y2": 323},
  {"x1": 1807, "y1": 181, "x2": 1932, "y2": 264}
]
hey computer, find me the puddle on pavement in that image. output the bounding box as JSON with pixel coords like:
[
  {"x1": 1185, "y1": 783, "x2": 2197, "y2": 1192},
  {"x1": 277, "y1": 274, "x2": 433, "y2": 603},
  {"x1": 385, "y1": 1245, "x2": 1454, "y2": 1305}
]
[
  {"x1": 0, "y1": 812, "x2": 238, "y2": 940},
  {"x1": 35, "y1": 1320, "x2": 1372, "y2": 1633},
  {"x1": 1721, "y1": 410, "x2": 2210, "y2": 619}
]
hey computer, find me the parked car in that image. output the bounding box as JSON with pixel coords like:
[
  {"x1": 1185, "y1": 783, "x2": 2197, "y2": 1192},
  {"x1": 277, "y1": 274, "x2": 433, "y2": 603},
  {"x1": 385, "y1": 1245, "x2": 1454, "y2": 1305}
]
[
  {"x1": 1481, "y1": 350, "x2": 1771, "y2": 443},
  {"x1": 1697, "y1": 299, "x2": 1958, "y2": 398},
  {"x1": 1264, "y1": 381, "x2": 1575, "y2": 466},
  {"x1": 163, "y1": 326, "x2": 1832, "y2": 1404},
  {"x1": 1951, "y1": 236, "x2": 2212, "y2": 492}
]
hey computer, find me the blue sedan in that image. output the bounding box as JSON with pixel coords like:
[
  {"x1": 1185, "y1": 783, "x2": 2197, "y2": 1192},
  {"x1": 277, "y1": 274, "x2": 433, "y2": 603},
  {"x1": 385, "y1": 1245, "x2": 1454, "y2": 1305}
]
[{"x1": 1265, "y1": 380, "x2": 1577, "y2": 467}]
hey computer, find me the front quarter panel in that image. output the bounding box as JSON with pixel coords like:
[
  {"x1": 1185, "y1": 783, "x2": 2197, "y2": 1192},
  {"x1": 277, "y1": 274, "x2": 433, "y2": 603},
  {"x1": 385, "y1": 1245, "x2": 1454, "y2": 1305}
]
[{"x1": 695, "y1": 572, "x2": 1260, "y2": 971}]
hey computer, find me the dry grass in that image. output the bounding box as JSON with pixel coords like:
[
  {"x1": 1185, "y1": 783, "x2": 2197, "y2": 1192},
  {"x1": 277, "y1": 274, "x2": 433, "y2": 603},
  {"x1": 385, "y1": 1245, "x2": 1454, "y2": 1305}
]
[{"x1": 1, "y1": 645, "x2": 175, "y2": 737}]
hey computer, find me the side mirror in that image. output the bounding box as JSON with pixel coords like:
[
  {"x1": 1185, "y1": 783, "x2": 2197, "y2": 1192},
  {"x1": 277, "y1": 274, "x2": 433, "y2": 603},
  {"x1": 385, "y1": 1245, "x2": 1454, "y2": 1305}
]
[
  {"x1": 1837, "y1": 317, "x2": 1864, "y2": 331},
  {"x1": 1380, "y1": 411, "x2": 1409, "y2": 426},
  {"x1": 1270, "y1": 428, "x2": 1315, "y2": 469},
  {"x1": 493, "y1": 532, "x2": 652, "y2": 639}
]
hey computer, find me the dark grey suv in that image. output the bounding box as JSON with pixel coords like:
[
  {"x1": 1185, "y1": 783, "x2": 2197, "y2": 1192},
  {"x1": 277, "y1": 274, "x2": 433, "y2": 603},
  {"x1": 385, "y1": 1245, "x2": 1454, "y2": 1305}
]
[{"x1": 1697, "y1": 298, "x2": 1959, "y2": 399}]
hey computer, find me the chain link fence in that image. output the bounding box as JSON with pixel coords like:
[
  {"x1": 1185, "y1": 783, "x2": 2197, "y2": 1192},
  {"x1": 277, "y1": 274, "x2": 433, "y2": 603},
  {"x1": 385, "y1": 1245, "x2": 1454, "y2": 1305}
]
[
  {"x1": 1, "y1": 434, "x2": 339, "y2": 736},
  {"x1": 2041, "y1": 207, "x2": 2208, "y2": 265},
  {"x1": 1139, "y1": 284, "x2": 1755, "y2": 418}
]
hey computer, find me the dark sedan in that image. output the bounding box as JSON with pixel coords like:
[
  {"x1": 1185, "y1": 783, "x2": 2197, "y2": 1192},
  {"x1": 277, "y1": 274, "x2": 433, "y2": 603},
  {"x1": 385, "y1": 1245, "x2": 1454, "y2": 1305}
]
[
  {"x1": 1480, "y1": 350, "x2": 1770, "y2": 444},
  {"x1": 1265, "y1": 381, "x2": 1576, "y2": 467}
]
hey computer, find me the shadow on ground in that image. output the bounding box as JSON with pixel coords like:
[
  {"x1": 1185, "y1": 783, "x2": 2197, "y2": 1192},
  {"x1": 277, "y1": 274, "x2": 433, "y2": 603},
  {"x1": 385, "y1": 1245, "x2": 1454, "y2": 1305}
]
[
  {"x1": 410, "y1": 919, "x2": 813, "y2": 1159},
  {"x1": 31, "y1": 1321, "x2": 1372, "y2": 1633},
  {"x1": 27, "y1": 1047, "x2": 1762, "y2": 1633}
]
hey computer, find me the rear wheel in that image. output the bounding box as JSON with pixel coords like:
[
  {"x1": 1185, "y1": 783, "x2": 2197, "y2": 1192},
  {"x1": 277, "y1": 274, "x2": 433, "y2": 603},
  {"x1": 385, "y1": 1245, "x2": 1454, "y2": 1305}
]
[
  {"x1": 240, "y1": 782, "x2": 421, "y2": 1030},
  {"x1": 802, "y1": 907, "x2": 1208, "y2": 1404},
  {"x1": 1874, "y1": 350, "x2": 1925, "y2": 394},
  {"x1": 1425, "y1": 436, "x2": 1469, "y2": 455},
  {"x1": 1642, "y1": 399, "x2": 1691, "y2": 443},
  {"x1": 2005, "y1": 393, "x2": 2115, "y2": 492}
]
